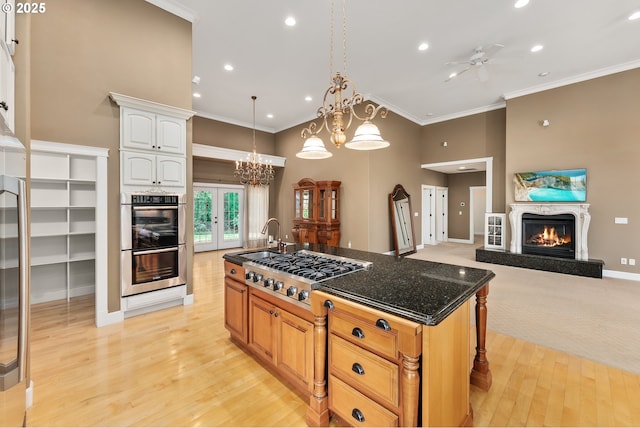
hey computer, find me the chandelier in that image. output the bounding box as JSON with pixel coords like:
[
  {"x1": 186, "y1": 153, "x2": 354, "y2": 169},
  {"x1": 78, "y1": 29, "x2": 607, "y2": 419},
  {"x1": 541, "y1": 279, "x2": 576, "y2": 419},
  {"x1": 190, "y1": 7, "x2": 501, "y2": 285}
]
[
  {"x1": 234, "y1": 96, "x2": 275, "y2": 186},
  {"x1": 296, "y1": 0, "x2": 390, "y2": 160}
]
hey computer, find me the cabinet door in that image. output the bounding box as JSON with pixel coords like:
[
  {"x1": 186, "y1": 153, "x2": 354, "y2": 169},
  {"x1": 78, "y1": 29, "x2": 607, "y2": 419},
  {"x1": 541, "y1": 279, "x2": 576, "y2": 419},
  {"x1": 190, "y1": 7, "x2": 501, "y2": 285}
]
[
  {"x1": 156, "y1": 115, "x2": 185, "y2": 154},
  {"x1": 0, "y1": 40, "x2": 14, "y2": 132},
  {"x1": 122, "y1": 107, "x2": 155, "y2": 151},
  {"x1": 156, "y1": 155, "x2": 185, "y2": 187},
  {"x1": 224, "y1": 277, "x2": 248, "y2": 343},
  {"x1": 248, "y1": 294, "x2": 276, "y2": 362},
  {"x1": 276, "y1": 310, "x2": 314, "y2": 391},
  {"x1": 122, "y1": 151, "x2": 156, "y2": 186}
]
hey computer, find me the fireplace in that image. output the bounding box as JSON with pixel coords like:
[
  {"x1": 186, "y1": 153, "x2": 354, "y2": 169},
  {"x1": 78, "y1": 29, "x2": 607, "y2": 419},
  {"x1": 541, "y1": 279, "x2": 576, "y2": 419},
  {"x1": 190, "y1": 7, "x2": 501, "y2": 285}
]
[
  {"x1": 522, "y1": 213, "x2": 575, "y2": 259},
  {"x1": 509, "y1": 203, "x2": 590, "y2": 261}
]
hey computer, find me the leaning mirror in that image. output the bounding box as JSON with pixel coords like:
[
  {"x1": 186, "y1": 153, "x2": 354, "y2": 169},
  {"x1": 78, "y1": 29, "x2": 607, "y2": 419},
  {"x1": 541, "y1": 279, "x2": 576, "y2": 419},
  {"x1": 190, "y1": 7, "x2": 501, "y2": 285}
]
[{"x1": 389, "y1": 184, "x2": 417, "y2": 257}]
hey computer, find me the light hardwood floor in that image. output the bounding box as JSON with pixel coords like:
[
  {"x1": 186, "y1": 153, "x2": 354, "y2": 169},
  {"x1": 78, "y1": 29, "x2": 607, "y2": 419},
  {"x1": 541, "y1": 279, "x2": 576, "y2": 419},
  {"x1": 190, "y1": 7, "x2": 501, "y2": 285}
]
[{"x1": 25, "y1": 250, "x2": 640, "y2": 426}]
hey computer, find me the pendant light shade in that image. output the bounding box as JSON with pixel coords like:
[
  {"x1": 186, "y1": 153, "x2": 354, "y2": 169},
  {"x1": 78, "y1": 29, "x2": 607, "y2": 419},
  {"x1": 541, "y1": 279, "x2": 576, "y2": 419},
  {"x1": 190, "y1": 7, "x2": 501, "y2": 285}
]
[
  {"x1": 296, "y1": 135, "x2": 333, "y2": 159},
  {"x1": 345, "y1": 120, "x2": 390, "y2": 150}
]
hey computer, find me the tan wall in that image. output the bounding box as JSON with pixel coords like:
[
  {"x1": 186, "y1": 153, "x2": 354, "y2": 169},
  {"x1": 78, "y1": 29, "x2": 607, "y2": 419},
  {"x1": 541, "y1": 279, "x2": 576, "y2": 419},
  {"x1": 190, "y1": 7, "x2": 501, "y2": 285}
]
[
  {"x1": 421, "y1": 109, "x2": 506, "y2": 213},
  {"x1": 30, "y1": 0, "x2": 192, "y2": 311},
  {"x1": 273, "y1": 110, "x2": 426, "y2": 253},
  {"x1": 447, "y1": 171, "x2": 486, "y2": 240},
  {"x1": 505, "y1": 68, "x2": 640, "y2": 273}
]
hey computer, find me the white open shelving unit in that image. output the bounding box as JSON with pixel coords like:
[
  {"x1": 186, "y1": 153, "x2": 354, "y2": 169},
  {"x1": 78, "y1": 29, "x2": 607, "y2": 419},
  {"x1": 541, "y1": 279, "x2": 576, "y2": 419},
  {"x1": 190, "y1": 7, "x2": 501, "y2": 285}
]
[{"x1": 30, "y1": 141, "x2": 108, "y2": 313}]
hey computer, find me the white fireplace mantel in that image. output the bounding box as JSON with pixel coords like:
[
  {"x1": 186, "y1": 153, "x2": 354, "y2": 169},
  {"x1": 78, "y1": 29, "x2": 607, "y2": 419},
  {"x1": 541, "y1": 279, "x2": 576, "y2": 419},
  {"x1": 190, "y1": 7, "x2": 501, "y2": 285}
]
[{"x1": 509, "y1": 203, "x2": 591, "y2": 260}]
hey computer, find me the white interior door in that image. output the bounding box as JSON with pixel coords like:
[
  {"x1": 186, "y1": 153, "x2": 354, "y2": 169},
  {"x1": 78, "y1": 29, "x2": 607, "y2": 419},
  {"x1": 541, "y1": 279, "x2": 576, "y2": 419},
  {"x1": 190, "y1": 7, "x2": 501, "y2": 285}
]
[
  {"x1": 421, "y1": 185, "x2": 436, "y2": 246},
  {"x1": 194, "y1": 184, "x2": 244, "y2": 252},
  {"x1": 435, "y1": 187, "x2": 448, "y2": 242}
]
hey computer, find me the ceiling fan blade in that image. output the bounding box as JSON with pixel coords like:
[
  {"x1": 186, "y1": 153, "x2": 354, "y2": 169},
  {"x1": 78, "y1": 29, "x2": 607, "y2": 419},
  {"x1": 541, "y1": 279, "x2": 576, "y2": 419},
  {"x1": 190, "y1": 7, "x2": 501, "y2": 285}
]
[
  {"x1": 483, "y1": 43, "x2": 504, "y2": 59},
  {"x1": 445, "y1": 66, "x2": 471, "y2": 82},
  {"x1": 445, "y1": 60, "x2": 471, "y2": 66},
  {"x1": 476, "y1": 65, "x2": 489, "y2": 82}
]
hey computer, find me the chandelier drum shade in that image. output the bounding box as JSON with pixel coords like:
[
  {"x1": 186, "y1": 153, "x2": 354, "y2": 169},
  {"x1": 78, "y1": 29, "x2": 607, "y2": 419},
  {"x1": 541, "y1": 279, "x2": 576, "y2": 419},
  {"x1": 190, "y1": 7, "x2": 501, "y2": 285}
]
[
  {"x1": 234, "y1": 96, "x2": 275, "y2": 186},
  {"x1": 296, "y1": 0, "x2": 390, "y2": 159}
]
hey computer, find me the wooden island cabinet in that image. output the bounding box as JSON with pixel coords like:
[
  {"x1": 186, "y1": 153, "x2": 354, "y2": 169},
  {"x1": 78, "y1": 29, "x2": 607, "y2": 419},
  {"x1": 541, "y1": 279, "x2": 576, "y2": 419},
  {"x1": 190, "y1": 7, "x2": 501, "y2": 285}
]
[{"x1": 308, "y1": 291, "x2": 473, "y2": 427}]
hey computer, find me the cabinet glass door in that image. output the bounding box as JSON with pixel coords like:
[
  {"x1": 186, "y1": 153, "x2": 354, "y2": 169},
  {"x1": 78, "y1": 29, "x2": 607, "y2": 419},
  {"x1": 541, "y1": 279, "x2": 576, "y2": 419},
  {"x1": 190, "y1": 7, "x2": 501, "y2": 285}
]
[{"x1": 194, "y1": 186, "x2": 244, "y2": 252}]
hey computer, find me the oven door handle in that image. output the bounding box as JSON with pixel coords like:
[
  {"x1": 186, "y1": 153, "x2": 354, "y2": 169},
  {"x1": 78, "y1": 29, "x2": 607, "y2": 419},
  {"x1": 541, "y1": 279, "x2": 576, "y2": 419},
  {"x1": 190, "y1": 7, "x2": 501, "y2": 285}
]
[
  {"x1": 132, "y1": 247, "x2": 178, "y2": 256},
  {"x1": 132, "y1": 205, "x2": 178, "y2": 210}
]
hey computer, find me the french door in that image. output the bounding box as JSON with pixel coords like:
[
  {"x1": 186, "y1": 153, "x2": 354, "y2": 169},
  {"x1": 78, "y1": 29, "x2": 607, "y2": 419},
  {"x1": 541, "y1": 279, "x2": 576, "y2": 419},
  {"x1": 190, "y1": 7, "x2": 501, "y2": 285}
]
[{"x1": 193, "y1": 184, "x2": 244, "y2": 252}]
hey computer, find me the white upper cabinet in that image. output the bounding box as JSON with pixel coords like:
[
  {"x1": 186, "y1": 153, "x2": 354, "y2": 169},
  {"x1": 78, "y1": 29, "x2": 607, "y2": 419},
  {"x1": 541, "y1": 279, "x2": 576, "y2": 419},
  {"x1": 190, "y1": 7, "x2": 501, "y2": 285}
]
[
  {"x1": 121, "y1": 151, "x2": 185, "y2": 188},
  {"x1": 156, "y1": 114, "x2": 186, "y2": 154},
  {"x1": 122, "y1": 108, "x2": 185, "y2": 155}
]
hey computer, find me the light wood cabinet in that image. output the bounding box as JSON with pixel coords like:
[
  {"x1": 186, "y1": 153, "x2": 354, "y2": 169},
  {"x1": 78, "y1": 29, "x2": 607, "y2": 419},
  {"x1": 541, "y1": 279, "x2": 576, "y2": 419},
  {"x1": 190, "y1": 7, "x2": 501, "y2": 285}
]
[
  {"x1": 224, "y1": 261, "x2": 248, "y2": 344},
  {"x1": 248, "y1": 290, "x2": 314, "y2": 394},
  {"x1": 309, "y1": 290, "x2": 473, "y2": 427},
  {"x1": 292, "y1": 178, "x2": 341, "y2": 246}
]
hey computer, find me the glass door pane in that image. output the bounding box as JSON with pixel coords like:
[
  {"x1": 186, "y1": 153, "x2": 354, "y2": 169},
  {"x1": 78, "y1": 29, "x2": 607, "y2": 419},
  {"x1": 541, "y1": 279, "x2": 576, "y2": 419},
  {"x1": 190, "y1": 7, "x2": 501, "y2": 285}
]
[
  {"x1": 218, "y1": 189, "x2": 242, "y2": 249},
  {"x1": 194, "y1": 188, "x2": 215, "y2": 252}
]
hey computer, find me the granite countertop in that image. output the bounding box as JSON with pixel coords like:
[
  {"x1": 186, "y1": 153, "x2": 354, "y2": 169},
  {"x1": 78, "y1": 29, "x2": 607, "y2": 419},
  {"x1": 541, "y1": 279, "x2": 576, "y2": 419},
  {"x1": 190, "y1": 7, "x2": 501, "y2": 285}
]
[{"x1": 223, "y1": 244, "x2": 495, "y2": 326}]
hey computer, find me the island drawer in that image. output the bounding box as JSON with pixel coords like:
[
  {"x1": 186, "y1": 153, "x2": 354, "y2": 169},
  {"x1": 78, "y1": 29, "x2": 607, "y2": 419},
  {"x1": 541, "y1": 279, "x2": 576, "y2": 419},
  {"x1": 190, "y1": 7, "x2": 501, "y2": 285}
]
[
  {"x1": 329, "y1": 307, "x2": 398, "y2": 360},
  {"x1": 224, "y1": 260, "x2": 245, "y2": 283},
  {"x1": 329, "y1": 333, "x2": 399, "y2": 408},
  {"x1": 329, "y1": 375, "x2": 398, "y2": 427}
]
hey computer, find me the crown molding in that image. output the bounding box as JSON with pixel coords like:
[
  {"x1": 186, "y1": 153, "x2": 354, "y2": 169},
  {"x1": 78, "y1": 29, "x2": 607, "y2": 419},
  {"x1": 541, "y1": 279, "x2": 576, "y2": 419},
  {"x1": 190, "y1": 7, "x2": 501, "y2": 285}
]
[
  {"x1": 503, "y1": 59, "x2": 640, "y2": 101},
  {"x1": 31, "y1": 140, "x2": 110, "y2": 158},
  {"x1": 145, "y1": 0, "x2": 198, "y2": 23},
  {"x1": 193, "y1": 143, "x2": 286, "y2": 168},
  {"x1": 421, "y1": 102, "x2": 507, "y2": 126},
  {"x1": 194, "y1": 111, "x2": 275, "y2": 134},
  {"x1": 109, "y1": 92, "x2": 195, "y2": 120}
]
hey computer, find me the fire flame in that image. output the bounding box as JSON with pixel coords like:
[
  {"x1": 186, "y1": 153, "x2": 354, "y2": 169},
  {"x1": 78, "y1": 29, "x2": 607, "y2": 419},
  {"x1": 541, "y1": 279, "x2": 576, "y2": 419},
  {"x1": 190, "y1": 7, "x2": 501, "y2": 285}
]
[{"x1": 528, "y1": 226, "x2": 572, "y2": 247}]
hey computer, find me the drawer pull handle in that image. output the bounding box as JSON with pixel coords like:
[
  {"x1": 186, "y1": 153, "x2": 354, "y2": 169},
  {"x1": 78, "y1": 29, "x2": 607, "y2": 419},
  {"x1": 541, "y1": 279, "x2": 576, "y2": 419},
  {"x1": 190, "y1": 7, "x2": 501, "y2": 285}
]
[
  {"x1": 351, "y1": 362, "x2": 365, "y2": 375},
  {"x1": 230, "y1": 268, "x2": 236, "y2": 275},
  {"x1": 351, "y1": 327, "x2": 365, "y2": 339},
  {"x1": 324, "y1": 300, "x2": 335, "y2": 310},
  {"x1": 376, "y1": 318, "x2": 391, "y2": 331},
  {"x1": 351, "y1": 408, "x2": 365, "y2": 423}
]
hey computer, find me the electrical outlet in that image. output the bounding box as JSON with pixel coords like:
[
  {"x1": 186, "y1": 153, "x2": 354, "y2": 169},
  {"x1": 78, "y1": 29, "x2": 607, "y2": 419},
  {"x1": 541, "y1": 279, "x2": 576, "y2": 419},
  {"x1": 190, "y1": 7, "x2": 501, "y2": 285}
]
[
  {"x1": 621, "y1": 257, "x2": 628, "y2": 265},
  {"x1": 630, "y1": 259, "x2": 636, "y2": 266}
]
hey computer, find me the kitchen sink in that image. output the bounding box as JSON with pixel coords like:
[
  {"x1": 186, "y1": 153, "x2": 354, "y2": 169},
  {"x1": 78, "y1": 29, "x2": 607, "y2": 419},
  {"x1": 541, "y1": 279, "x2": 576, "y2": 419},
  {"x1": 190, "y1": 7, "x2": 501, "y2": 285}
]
[{"x1": 241, "y1": 250, "x2": 279, "y2": 261}]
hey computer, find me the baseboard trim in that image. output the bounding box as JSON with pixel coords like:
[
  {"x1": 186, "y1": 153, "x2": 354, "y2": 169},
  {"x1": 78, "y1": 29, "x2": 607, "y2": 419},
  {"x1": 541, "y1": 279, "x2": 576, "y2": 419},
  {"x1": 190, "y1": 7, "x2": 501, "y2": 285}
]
[{"x1": 602, "y1": 269, "x2": 640, "y2": 281}]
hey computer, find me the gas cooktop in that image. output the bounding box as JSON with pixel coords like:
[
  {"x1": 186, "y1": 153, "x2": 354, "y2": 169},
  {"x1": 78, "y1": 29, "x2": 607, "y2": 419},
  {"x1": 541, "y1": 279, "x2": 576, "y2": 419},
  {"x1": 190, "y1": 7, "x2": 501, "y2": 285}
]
[{"x1": 243, "y1": 250, "x2": 372, "y2": 306}]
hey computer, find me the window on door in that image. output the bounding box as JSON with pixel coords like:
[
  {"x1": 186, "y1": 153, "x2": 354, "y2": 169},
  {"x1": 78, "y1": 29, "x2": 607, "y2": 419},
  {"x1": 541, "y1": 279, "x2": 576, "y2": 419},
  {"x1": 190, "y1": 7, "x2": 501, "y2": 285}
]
[{"x1": 194, "y1": 185, "x2": 244, "y2": 252}]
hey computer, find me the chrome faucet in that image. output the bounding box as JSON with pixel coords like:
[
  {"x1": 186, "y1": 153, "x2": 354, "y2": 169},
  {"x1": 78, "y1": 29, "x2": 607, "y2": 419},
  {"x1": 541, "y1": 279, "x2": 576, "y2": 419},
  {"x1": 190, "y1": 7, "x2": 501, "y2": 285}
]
[{"x1": 261, "y1": 217, "x2": 287, "y2": 253}]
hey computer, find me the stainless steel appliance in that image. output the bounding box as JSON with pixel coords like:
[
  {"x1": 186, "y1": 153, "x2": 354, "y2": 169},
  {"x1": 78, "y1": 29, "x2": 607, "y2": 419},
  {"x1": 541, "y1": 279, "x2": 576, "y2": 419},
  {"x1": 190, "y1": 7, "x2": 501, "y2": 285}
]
[
  {"x1": 121, "y1": 193, "x2": 186, "y2": 296},
  {"x1": 1, "y1": 159, "x2": 29, "y2": 424},
  {"x1": 243, "y1": 250, "x2": 372, "y2": 308}
]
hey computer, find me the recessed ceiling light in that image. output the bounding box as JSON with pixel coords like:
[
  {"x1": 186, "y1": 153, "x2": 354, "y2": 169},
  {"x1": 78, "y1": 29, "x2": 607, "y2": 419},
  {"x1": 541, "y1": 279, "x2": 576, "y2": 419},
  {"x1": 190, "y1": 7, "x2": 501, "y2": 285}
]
[
  {"x1": 514, "y1": 0, "x2": 529, "y2": 8},
  {"x1": 538, "y1": 71, "x2": 550, "y2": 77},
  {"x1": 285, "y1": 16, "x2": 296, "y2": 26},
  {"x1": 530, "y1": 44, "x2": 544, "y2": 53},
  {"x1": 629, "y1": 11, "x2": 640, "y2": 20},
  {"x1": 193, "y1": 92, "x2": 201, "y2": 98},
  {"x1": 304, "y1": 96, "x2": 312, "y2": 102},
  {"x1": 224, "y1": 64, "x2": 234, "y2": 71},
  {"x1": 266, "y1": 114, "x2": 274, "y2": 119},
  {"x1": 418, "y1": 42, "x2": 429, "y2": 51}
]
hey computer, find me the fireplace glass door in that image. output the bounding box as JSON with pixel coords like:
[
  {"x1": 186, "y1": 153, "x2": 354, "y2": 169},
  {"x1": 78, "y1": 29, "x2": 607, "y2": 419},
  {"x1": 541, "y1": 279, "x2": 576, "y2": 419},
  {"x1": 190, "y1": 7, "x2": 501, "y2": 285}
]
[{"x1": 522, "y1": 213, "x2": 575, "y2": 259}]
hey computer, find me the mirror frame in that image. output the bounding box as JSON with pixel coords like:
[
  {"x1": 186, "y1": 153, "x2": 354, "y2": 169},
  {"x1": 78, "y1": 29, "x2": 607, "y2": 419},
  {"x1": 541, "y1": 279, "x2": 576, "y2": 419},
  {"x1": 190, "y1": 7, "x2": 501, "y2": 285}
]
[{"x1": 389, "y1": 184, "x2": 417, "y2": 257}]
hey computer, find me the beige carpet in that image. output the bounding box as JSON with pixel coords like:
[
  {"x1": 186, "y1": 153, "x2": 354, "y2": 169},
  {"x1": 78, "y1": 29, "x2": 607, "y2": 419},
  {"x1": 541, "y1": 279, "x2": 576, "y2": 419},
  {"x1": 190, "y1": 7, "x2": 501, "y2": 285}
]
[{"x1": 408, "y1": 240, "x2": 640, "y2": 375}]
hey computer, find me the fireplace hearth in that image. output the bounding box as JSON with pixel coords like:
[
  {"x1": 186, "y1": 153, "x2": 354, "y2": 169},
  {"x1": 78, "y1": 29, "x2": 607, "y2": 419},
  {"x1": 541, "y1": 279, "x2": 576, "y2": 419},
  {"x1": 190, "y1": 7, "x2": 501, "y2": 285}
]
[{"x1": 522, "y1": 213, "x2": 575, "y2": 259}]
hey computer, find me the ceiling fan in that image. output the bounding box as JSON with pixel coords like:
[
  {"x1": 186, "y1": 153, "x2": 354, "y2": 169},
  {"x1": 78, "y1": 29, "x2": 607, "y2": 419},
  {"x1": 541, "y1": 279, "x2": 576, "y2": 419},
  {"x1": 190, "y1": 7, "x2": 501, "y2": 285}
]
[{"x1": 445, "y1": 44, "x2": 504, "y2": 82}]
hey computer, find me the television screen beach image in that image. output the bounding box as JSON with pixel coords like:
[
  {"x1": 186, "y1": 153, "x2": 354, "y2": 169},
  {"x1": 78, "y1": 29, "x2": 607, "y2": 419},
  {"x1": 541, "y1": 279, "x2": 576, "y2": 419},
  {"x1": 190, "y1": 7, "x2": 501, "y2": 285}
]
[{"x1": 514, "y1": 168, "x2": 586, "y2": 202}]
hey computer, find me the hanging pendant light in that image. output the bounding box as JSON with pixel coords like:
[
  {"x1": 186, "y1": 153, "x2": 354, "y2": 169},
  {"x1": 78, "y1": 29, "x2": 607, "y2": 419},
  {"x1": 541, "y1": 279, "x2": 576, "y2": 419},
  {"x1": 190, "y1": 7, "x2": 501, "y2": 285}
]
[
  {"x1": 297, "y1": 0, "x2": 390, "y2": 159},
  {"x1": 234, "y1": 96, "x2": 275, "y2": 186}
]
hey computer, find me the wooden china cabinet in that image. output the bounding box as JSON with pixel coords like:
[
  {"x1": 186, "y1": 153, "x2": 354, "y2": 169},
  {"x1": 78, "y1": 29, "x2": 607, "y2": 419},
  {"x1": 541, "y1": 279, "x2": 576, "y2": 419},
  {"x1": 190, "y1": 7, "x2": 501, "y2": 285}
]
[{"x1": 292, "y1": 178, "x2": 341, "y2": 246}]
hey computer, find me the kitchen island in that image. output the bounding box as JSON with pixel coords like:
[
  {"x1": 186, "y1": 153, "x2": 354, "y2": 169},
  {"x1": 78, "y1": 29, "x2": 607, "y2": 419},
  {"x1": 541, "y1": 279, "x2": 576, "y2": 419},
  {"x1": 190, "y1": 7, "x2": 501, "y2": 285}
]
[{"x1": 223, "y1": 244, "x2": 495, "y2": 427}]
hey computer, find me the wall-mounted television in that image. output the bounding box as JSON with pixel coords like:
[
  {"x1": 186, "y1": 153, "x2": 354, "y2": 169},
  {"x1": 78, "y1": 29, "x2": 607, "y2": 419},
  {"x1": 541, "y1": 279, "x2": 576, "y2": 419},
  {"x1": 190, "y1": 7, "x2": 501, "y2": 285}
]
[{"x1": 514, "y1": 168, "x2": 586, "y2": 202}]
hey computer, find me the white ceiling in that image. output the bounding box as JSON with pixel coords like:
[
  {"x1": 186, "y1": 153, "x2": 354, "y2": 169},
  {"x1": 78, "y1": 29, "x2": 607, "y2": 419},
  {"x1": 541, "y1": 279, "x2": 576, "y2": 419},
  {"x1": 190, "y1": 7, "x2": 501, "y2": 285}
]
[{"x1": 159, "y1": 0, "x2": 640, "y2": 134}]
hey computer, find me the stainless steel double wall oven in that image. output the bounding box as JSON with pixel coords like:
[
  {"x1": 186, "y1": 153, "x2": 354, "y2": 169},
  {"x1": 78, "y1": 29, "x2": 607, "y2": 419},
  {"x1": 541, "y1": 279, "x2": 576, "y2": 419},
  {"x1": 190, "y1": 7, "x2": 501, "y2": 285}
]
[{"x1": 121, "y1": 193, "x2": 186, "y2": 296}]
